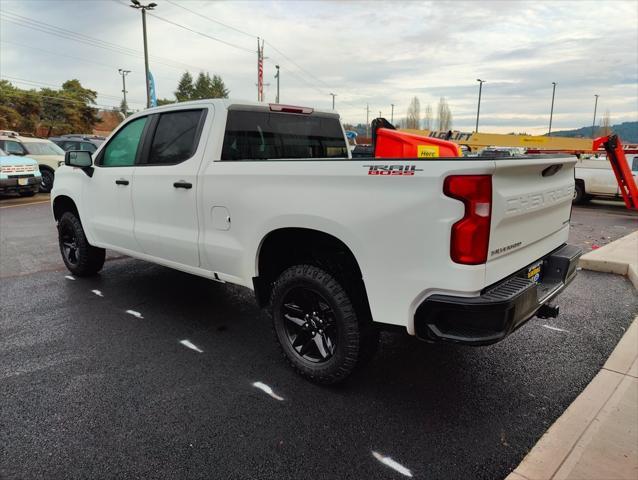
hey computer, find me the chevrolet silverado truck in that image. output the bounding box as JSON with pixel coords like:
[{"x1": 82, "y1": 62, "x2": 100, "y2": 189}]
[{"x1": 51, "y1": 99, "x2": 582, "y2": 384}]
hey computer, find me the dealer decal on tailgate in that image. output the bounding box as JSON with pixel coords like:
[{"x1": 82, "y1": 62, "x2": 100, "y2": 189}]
[{"x1": 363, "y1": 165, "x2": 423, "y2": 176}]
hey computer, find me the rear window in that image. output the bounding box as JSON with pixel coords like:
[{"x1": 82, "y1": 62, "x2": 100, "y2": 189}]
[{"x1": 221, "y1": 110, "x2": 347, "y2": 160}]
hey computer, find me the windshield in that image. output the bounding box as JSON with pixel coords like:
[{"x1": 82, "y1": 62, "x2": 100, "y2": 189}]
[
  {"x1": 23, "y1": 141, "x2": 65, "y2": 156},
  {"x1": 0, "y1": 148, "x2": 6, "y2": 156}
]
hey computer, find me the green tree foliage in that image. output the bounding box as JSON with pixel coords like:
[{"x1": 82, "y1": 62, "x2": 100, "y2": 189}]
[
  {"x1": 175, "y1": 71, "x2": 194, "y2": 102},
  {"x1": 173, "y1": 71, "x2": 229, "y2": 102},
  {"x1": 0, "y1": 79, "x2": 100, "y2": 135}
]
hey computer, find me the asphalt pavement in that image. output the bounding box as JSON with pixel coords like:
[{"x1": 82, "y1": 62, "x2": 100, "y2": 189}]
[{"x1": 1, "y1": 195, "x2": 637, "y2": 480}]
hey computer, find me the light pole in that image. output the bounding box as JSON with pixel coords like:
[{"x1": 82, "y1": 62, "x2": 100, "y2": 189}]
[
  {"x1": 330, "y1": 93, "x2": 336, "y2": 110},
  {"x1": 390, "y1": 104, "x2": 395, "y2": 124},
  {"x1": 548, "y1": 81, "x2": 556, "y2": 136},
  {"x1": 130, "y1": 0, "x2": 156, "y2": 108},
  {"x1": 118, "y1": 69, "x2": 131, "y2": 116},
  {"x1": 365, "y1": 104, "x2": 370, "y2": 138},
  {"x1": 591, "y1": 94, "x2": 599, "y2": 138},
  {"x1": 475, "y1": 78, "x2": 486, "y2": 133},
  {"x1": 274, "y1": 65, "x2": 280, "y2": 103}
]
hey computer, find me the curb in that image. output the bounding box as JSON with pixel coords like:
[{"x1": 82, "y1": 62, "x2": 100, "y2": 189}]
[
  {"x1": 506, "y1": 231, "x2": 638, "y2": 480},
  {"x1": 578, "y1": 230, "x2": 638, "y2": 290}
]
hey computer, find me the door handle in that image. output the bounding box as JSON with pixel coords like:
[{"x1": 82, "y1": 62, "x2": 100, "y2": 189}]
[
  {"x1": 173, "y1": 181, "x2": 192, "y2": 189},
  {"x1": 115, "y1": 179, "x2": 129, "y2": 185}
]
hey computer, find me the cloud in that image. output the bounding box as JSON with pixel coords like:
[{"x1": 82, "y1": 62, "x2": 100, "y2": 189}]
[{"x1": 0, "y1": 0, "x2": 636, "y2": 133}]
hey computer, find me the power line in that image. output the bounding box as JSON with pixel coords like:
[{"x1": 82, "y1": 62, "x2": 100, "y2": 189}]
[
  {"x1": 160, "y1": 1, "x2": 334, "y2": 94},
  {"x1": 146, "y1": 11, "x2": 255, "y2": 54},
  {"x1": 0, "y1": 10, "x2": 210, "y2": 72},
  {"x1": 0, "y1": 40, "x2": 175, "y2": 85},
  {"x1": 165, "y1": 0, "x2": 256, "y2": 40}
]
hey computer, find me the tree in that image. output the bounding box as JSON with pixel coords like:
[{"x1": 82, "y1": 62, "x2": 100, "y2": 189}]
[
  {"x1": 599, "y1": 110, "x2": 612, "y2": 136},
  {"x1": 210, "y1": 74, "x2": 229, "y2": 98},
  {"x1": 192, "y1": 72, "x2": 229, "y2": 100},
  {"x1": 436, "y1": 97, "x2": 452, "y2": 131},
  {"x1": 424, "y1": 104, "x2": 433, "y2": 130},
  {"x1": 156, "y1": 98, "x2": 175, "y2": 106},
  {"x1": 175, "y1": 71, "x2": 194, "y2": 102},
  {"x1": 406, "y1": 96, "x2": 420, "y2": 129}
]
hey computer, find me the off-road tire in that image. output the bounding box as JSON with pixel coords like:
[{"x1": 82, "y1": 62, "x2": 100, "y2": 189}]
[
  {"x1": 270, "y1": 264, "x2": 378, "y2": 384},
  {"x1": 57, "y1": 211, "x2": 105, "y2": 276}
]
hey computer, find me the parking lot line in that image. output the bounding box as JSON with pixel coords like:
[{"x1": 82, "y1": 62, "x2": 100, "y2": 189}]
[{"x1": 0, "y1": 200, "x2": 50, "y2": 209}]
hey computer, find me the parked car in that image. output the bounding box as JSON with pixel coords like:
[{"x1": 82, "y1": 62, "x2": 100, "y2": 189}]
[
  {"x1": 50, "y1": 134, "x2": 104, "y2": 153},
  {"x1": 0, "y1": 147, "x2": 42, "y2": 197},
  {"x1": 0, "y1": 131, "x2": 64, "y2": 192},
  {"x1": 573, "y1": 153, "x2": 638, "y2": 203},
  {"x1": 52, "y1": 99, "x2": 581, "y2": 384}
]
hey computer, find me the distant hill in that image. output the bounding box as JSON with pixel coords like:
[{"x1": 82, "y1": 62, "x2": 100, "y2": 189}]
[{"x1": 549, "y1": 121, "x2": 638, "y2": 143}]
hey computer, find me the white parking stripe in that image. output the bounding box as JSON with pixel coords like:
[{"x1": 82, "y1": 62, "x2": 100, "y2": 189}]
[
  {"x1": 542, "y1": 324, "x2": 569, "y2": 332},
  {"x1": 65, "y1": 275, "x2": 75, "y2": 281},
  {"x1": 371, "y1": 451, "x2": 413, "y2": 477},
  {"x1": 125, "y1": 310, "x2": 144, "y2": 319},
  {"x1": 91, "y1": 290, "x2": 103, "y2": 297},
  {"x1": 180, "y1": 339, "x2": 203, "y2": 353},
  {"x1": 0, "y1": 200, "x2": 50, "y2": 209},
  {"x1": 252, "y1": 382, "x2": 284, "y2": 401}
]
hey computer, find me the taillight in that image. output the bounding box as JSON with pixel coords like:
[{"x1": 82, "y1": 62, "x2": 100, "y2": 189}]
[{"x1": 443, "y1": 175, "x2": 492, "y2": 265}]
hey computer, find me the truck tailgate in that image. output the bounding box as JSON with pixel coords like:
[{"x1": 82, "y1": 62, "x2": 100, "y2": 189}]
[{"x1": 486, "y1": 155, "x2": 577, "y2": 285}]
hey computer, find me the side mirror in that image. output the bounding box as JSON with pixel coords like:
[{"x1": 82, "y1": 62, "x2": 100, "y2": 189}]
[{"x1": 65, "y1": 150, "x2": 93, "y2": 177}]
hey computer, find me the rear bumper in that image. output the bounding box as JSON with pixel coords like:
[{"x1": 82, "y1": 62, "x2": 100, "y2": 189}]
[
  {"x1": 0, "y1": 176, "x2": 41, "y2": 194},
  {"x1": 414, "y1": 244, "x2": 582, "y2": 345}
]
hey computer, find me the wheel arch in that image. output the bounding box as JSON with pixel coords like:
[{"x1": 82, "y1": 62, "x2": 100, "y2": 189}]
[
  {"x1": 52, "y1": 195, "x2": 79, "y2": 221},
  {"x1": 253, "y1": 227, "x2": 369, "y2": 313}
]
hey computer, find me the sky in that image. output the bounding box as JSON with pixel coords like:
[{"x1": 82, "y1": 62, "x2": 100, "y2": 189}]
[{"x1": 1, "y1": 0, "x2": 637, "y2": 134}]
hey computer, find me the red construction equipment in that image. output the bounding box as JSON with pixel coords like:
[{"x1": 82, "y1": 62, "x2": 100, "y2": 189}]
[
  {"x1": 371, "y1": 118, "x2": 461, "y2": 158},
  {"x1": 593, "y1": 134, "x2": 638, "y2": 210}
]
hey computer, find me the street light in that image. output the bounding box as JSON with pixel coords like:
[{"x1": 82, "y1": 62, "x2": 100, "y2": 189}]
[
  {"x1": 548, "y1": 81, "x2": 557, "y2": 136},
  {"x1": 130, "y1": 0, "x2": 157, "y2": 108},
  {"x1": 390, "y1": 103, "x2": 395, "y2": 124},
  {"x1": 329, "y1": 93, "x2": 336, "y2": 110},
  {"x1": 274, "y1": 65, "x2": 280, "y2": 103},
  {"x1": 592, "y1": 94, "x2": 599, "y2": 138},
  {"x1": 475, "y1": 79, "x2": 486, "y2": 133}
]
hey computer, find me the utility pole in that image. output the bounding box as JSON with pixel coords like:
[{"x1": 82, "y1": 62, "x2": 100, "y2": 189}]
[
  {"x1": 591, "y1": 94, "x2": 599, "y2": 138},
  {"x1": 130, "y1": 0, "x2": 156, "y2": 108},
  {"x1": 475, "y1": 78, "x2": 486, "y2": 133},
  {"x1": 548, "y1": 82, "x2": 557, "y2": 136},
  {"x1": 390, "y1": 104, "x2": 395, "y2": 124},
  {"x1": 329, "y1": 93, "x2": 336, "y2": 110},
  {"x1": 118, "y1": 68, "x2": 131, "y2": 116},
  {"x1": 274, "y1": 65, "x2": 280, "y2": 103},
  {"x1": 366, "y1": 104, "x2": 370, "y2": 138}
]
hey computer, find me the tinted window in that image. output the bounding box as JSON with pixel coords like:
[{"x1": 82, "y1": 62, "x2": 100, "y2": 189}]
[
  {"x1": 23, "y1": 141, "x2": 65, "y2": 155},
  {"x1": 3, "y1": 140, "x2": 27, "y2": 155},
  {"x1": 631, "y1": 156, "x2": 638, "y2": 172},
  {"x1": 80, "y1": 142, "x2": 97, "y2": 152},
  {"x1": 148, "y1": 110, "x2": 203, "y2": 165},
  {"x1": 61, "y1": 141, "x2": 80, "y2": 151},
  {"x1": 102, "y1": 117, "x2": 147, "y2": 167},
  {"x1": 221, "y1": 110, "x2": 347, "y2": 160}
]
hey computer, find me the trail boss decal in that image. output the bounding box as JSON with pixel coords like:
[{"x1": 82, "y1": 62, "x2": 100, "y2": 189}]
[{"x1": 363, "y1": 165, "x2": 423, "y2": 176}]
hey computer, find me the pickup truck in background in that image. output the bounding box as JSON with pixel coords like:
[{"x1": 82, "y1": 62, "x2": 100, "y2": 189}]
[
  {"x1": 51, "y1": 99, "x2": 582, "y2": 384},
  {"x1": 574, "y1": 153, "x2": 638, "y2": 203}
]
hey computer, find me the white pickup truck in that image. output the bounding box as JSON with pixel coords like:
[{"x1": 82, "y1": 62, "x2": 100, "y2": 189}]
[
  {"x1": 574, "y1": 153, "x2": 638, "y2": 203},
  {"x1": 52, "y1": 99, "x2": 581, "y2": 384}
]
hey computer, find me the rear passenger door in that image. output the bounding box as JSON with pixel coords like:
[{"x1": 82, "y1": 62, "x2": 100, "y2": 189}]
[{"x1": 132, "y1": 108, "x2": 208, "y2": 268}]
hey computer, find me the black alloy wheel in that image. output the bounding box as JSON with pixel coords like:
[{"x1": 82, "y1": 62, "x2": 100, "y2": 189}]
[{"x1": 281, "y1": 287, "x2": 337, "y2": 363}]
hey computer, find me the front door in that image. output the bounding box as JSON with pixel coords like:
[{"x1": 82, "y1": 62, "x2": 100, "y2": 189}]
[
  {"x1": 132, "y1": 108, "x2": 208, "y2": 267},
  {"x1": 87, "y1": 116, "x2": 148, "y2": 252}
]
